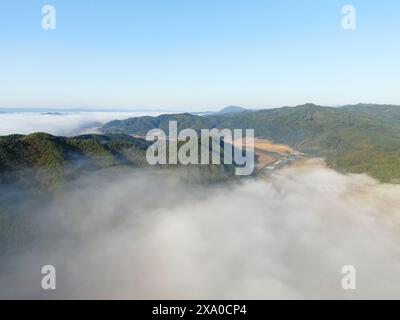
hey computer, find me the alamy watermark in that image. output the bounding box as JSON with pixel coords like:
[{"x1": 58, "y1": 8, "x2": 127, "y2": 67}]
[
  {"x1": 41, "y1": 265, "x2": 56, "y2": 290},
  {"x1": 341, "y1": 265, "x2": 356, "y2": 290},
  {"x1": 145, "y1": 121, "x2": 255, "y2": 176},
  {"x1": 40, "y1": 5, "x2": 356, "y2": 32},
  {"x1": 342, "y1": 5, "x2": 357, "y2": 30},
  {"x1": 41, "y1": 5, "x2": 56, "y2": 30}
]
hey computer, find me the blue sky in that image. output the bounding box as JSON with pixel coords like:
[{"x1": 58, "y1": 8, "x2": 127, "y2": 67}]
[{"x1": 0, "y1": 0, "x2": 399, "y2": 110}]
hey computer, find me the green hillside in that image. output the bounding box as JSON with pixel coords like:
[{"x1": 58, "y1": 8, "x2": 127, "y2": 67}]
[
  {"x1": 0, "y1": 133, "x2": 237, "y2": 191},
  {"x1": 0, "y1": 133, "x2": 151, "y2": 190}
]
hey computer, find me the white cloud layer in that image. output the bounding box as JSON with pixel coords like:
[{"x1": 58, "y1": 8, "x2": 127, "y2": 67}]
[
  {"x1": 0, "y1": 111, "x2": 167, "y2": 136},
  {"x1": 1, "y1": 161, "x2": 400, "y2": 299}
]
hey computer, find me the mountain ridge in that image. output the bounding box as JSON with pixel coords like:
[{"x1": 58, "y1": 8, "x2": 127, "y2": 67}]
[
  {"x1": 0, "y1": 133, "x2": 238, "y2": 190},
  {"x1": 102, "y1": 103, "x2": 400, "y2": 183}
]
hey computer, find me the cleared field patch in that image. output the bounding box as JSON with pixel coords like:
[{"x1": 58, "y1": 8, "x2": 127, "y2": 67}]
[
  {"x1": 253, "y1": 138, "x2": 294, "y2": 154},
  {"x1": 228, "y1": 137, "x2": 293, "y2": 154}
]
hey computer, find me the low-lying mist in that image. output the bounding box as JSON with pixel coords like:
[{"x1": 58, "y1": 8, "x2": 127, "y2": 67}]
[
  {"x1": 0, "y1": 111, "x2": 167, "y2": 136},
  {"x1": 1, "y1": 161, "x2": 400, "y2": 299}
]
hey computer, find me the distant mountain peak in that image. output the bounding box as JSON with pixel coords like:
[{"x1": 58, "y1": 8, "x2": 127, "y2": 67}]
[
  {"x1": 219, "y1": 106, "x2": 247, "y2": 114},
  {"x1": 297, "y1": 103, "x2": 320, "y2": 108}
]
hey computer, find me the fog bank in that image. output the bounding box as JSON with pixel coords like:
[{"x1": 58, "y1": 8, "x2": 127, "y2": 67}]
[
  {"x1": 0, "y1": 111, "x2": 168, "y2": 136},
  {"x1": 1, "y1": 163, "x2": 400, "y2": 299}
]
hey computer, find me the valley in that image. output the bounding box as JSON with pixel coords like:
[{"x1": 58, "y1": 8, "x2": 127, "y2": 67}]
[{"x1": 102, "y1": 103, "x2": 400, "y2": 183}]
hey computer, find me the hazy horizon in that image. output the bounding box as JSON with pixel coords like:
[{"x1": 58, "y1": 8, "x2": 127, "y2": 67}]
[{"x1": 1, "y1": 102, "x2": 398, "y2": 114}]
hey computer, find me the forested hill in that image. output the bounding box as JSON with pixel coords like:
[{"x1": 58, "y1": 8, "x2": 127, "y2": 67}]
[
  {"x1": 0, "y1": 133, "x2": 236, "y2": 190},
  {"x1": 0, "y1": 133, "x2": 151, "y2": 190},
  {"x1": 102, "y1": 104, "x2": 400, "y2": 183}
]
